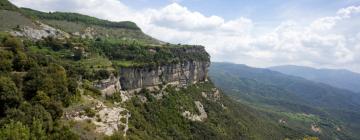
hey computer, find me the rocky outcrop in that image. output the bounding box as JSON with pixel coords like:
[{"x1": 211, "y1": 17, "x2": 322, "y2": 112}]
[
  {"x1": 182, "y1": 101, "x2": 208, "y2": 122},
  {"x1": 65, "y1": 95, "x2": 130, "y2": 136},
  {"x1": 10, "y1": 21, "x2": 70, "y2": 40},
  {"x1": 119, "y1": 60, "x2": 209, "y2": 90},
  {"x1": 201, "y1": 88, "x2": 221, "y2": 101},
  {"x1": 94, "y1": 75, "x2": 121, "y2": 96}
]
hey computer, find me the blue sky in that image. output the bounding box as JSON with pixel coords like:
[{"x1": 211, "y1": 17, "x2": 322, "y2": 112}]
[
  {"x1": 122, "y1": 0, "x2": 360, "y2": 23},
  {"x1": 10, "y1": 0, "x2": 360, "y2": 72}
]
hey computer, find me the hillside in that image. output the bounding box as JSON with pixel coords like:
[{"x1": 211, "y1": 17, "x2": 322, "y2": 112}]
[
  {"x1": 0, "y1": 0, "x2": 160, "y2": 44},
  {"x1": 269, "y1": 65, "x2": 360, "y2": 93},
  {"x1": 209, "y1": 62, "x2": 360, "y2": 140},
  {"x1": 0, "y1": 1, "x2": 311, "y2": 139}
]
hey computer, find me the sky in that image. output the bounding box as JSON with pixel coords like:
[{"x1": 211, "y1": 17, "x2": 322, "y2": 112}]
[{"x1": 9, "y1": 0, "x2": 360, "y2": 72}]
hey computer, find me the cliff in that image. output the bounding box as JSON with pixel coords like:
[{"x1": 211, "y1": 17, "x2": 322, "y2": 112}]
[
  {"x1": 119, "y1": 59, "x2": 209, "y2": 90},
  {"x1": 95, "y1": 46, "x2": 210, "y2": 95}
]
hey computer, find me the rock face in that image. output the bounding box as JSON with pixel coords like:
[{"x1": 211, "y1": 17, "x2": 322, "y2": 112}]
[
  {"x1": 182, "y1": 101, "x2": 208, "y2": 122},
  {"x1": 10, "y1": 21, "x2": 70, "y2": 40},
  {"x1": 119, "y1": 60, "x2": 210, "y2": 90},
  {"x1": 65, "y1": 96, "x2": 130, "y2": 136},
  {"x1": 94, "y1": 75, "x2": 121, "y2": 96}
]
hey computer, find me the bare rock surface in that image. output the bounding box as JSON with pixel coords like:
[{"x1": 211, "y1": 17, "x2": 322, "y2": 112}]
[
  {"x1": 66, "y1": 96, "x2": 130, "y2": 136},
  {"x1": 311, "y1": 124, "x2": 321, "y2": 133},
  {"x1": 201, "y1": 88, "x2": 221, "y2": 101},
  {"x1": 182, "y1": 101, "x2": 208, "y2": 122},
  {"x1": 11, "y1": 21, "x2": 70, "y2": 40},
  {"x1": 119, "y1": 60, "x2": 209, "y2": 90}
]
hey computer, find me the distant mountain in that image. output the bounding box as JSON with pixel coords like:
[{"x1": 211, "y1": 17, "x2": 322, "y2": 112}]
[
  {"x1": 269, "y1": 65, "x2": 360, "y2": 93},
  {"x1": 209, "y1": 62, "x2": 360, "y2": 140}
]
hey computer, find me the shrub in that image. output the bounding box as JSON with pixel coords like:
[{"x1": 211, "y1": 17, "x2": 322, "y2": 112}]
[
  {"x1": 0, "y1": 121, "x2": 30, "y2": 140},
  {"x1": 84, "y1": 107, "x2": 96, "y2": 118}
]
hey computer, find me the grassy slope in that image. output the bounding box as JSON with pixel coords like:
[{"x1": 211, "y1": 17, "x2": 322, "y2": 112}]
[
  {"x1": 0, "y1": 0, "x2": 18, "y2": 11},
  {"x1": 0, "y1": 10, "x2": 37, "y2": 30}
]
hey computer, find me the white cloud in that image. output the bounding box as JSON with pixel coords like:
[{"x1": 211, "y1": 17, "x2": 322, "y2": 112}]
[
  {"x1": 148, "y1": 3, "x2": 224, "y2": 31},
  {"x1": 8, "y1": 0, "x2": 360, "y2": 72}
]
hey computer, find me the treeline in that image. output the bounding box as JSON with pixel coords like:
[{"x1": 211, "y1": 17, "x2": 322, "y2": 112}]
[{"x1": 92, "y1": 39, "x2": 210, "y2": 67}]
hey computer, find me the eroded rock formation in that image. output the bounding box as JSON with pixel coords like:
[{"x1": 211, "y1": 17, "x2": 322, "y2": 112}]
[{"x1": 119, "y1": 60, "x2": 209, "y2": 90}]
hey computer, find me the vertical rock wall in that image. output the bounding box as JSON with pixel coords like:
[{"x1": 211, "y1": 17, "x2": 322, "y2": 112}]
[{"x1": 119, "y1": 60, "x2": 210, "y2": 90}]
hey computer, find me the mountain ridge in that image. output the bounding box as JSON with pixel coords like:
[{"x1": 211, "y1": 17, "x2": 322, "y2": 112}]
[
  {"x1": 209, "y1": 62, "x2": 360, "y2": 139},
  {"x1": 269, "y1": 65, "x2": 360, "y2": 93}
]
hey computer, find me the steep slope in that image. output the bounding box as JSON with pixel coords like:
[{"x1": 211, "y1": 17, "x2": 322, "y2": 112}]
[
  {"x1": 0, "y1": 1, "x2": 160, "y2": 44},
  {"x1": 19, "y1": 8, "x2": 161, "y2": 44},
  {"x1": 209, "y1": 62, "x2": 360, "y2": 140},
  {"x1": 0, "y1": 1, "x2": 309, "y2": 139},
  {"x1": 269, "y1": 65, "x2": 360, "y2": 93}
]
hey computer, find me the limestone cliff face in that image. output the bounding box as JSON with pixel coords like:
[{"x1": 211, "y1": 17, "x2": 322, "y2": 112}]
[
  {"x1": 95, "y1": 46, "x2": 210, "y2": 94},
  {"x1": 119, "y1": 60, "x2": 210, "y2": 90}
]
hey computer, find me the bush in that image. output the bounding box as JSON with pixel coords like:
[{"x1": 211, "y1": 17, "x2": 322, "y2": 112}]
[
  {"x1": 95, "y1": 69, "x2": 110, "y2": 80},
  {"x1": 3, "y1": 36, "x2": 24, "y2": 51},
  {"x1": 0, "y1": 76, "x2": 22, "y2": 116},
  {"x1": 84, "y1": 107, "x2": 96, "y2": 118},
  {"x1": 0, "y1": 121, "x2": 30, "y2": 140},
  {"x1": 0, "y1": 50, "x2": 13, "y2": 72}
]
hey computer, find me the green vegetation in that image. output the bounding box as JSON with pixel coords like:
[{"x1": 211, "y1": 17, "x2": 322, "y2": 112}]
[
  {"x1": 0, "y1": 33, "x2": 80, "y2": 139},
  {"x1": 0, "y1": 10, "x2": 36, "y2": 31},
  {"x1": 91, "y1": 39, "x2": 209, "y2": 67},
  {"x1": 18, "y1": 8, "x2": 160, "y2": 44},
  {"x1": 0, "y1": 0, "x2": 18, "y2": 11},
  {"x1": 21, "y1": 8, "x2": 140, "y2": 30},
  {"x1": 0, "y1": 29, "x2": 211, "y2": 139},
  {"x1": 209, "y1": 62, "x2": 360, "y2": 140},
  {"x1": 103, "y1": 82, "x2": 305, "y2": 140}
]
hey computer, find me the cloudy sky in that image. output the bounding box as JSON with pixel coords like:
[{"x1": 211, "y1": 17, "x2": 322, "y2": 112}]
[{"x1": 9, "y1": 0, "x2": 360, "y2": 72}]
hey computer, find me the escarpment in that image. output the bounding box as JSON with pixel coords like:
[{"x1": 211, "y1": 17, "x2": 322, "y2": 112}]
[
  {"x1": 119, "y1": 59, "x2": 209, "y2": 90},
  {"x1": 95, "y1": 46, "x2": 211, "y2": 94},
  {"x1": 118, "y1": 46, "x2": 210, "y2": 91}
]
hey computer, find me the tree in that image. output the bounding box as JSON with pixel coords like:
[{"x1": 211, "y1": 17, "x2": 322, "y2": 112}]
[
  {"x1": 95, "y1": 69, "x2": 110, "y2": 80},
  {"x1": 0, "y1": 121, "x2": 30, "y2": 140},
  {"x1": 0, "y1": 50, "x2": 13, "y2": 72},
  {"x1": 18, "y1": 103, "x2": 54, "y2": 132},
  {"x1": 43, "y1": 37, "x2": 64, "y2": 51},
  {"x1": 23, "y1": 64, "x2": 70, "y2": 104},
  {"x1": 30, "y1": 118, "x2": 47, "y2": 140},
  {"x1": 12, "y1": 51, "x2": 36, "y2": 71},
  {"x1": 3, "y1": 36, "x2": 24, "y2": 52},
  {"x1": 0, "y1": 76, "x2": 22, "y2": 116},
  {"x1": 48, "y1": 121, "x2": 79, "y2": 140}
]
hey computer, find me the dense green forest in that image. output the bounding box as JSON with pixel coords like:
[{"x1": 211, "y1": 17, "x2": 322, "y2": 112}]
[{"x1": 0, "y1": 33, "x2": 80, "y2": 139}]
